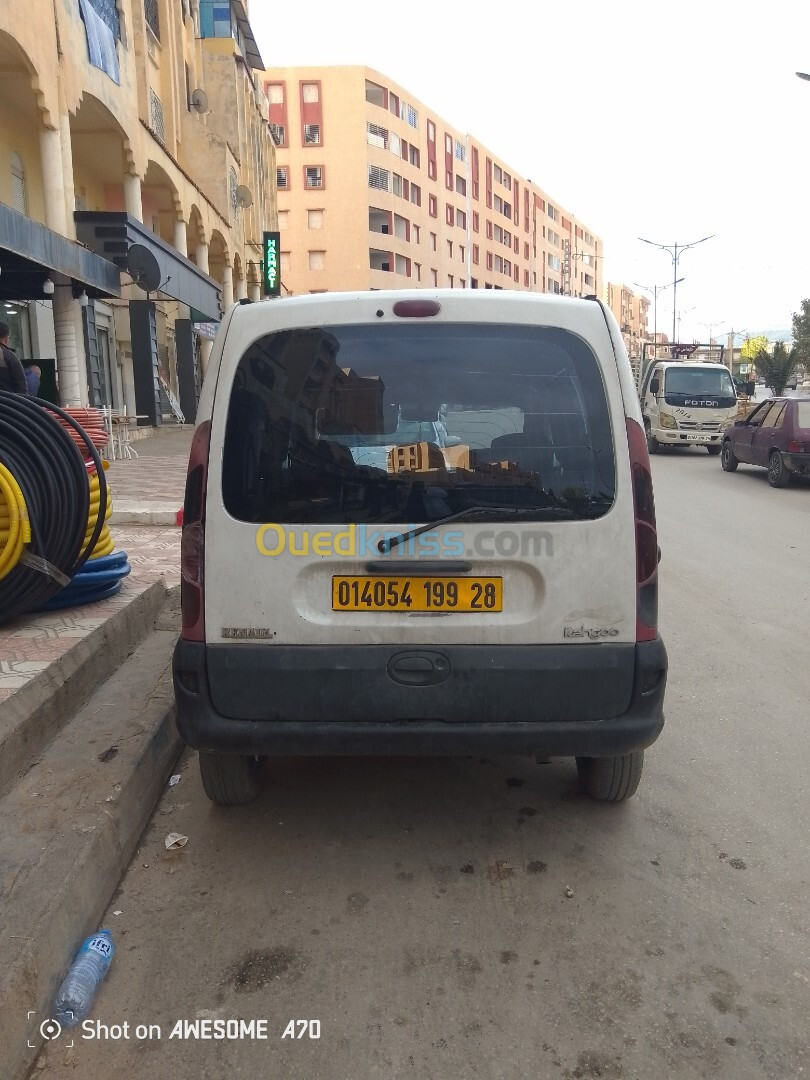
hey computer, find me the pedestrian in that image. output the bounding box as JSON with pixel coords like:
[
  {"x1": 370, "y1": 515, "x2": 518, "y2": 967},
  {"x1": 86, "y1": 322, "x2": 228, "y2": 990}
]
[
  {"x1": 24, "y1": 363, "x2": 41, "y2": 396},
  {"x1": 0, "y1": 322, "x2": 29, "y2": 394}
]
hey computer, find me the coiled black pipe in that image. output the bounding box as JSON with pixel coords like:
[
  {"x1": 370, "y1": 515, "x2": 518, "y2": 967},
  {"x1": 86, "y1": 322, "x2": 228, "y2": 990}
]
[{"x1": 0, "y1": 393, "x2": 107, "y2": 624}]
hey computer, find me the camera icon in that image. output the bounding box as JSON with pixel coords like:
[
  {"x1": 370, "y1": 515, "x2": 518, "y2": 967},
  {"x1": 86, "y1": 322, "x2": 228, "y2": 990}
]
[{"x1": 39, "y1": 1018, "x2": 62, "y2": 1041}]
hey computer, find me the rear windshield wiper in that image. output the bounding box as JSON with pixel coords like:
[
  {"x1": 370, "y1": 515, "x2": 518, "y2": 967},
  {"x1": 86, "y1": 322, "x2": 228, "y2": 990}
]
[{"x1": 378, "y1": 505, "x2": 572, "y2": 553}]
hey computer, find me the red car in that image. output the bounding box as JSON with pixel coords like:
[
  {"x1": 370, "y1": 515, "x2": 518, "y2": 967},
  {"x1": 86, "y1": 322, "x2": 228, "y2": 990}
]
[{"x1": 721, "y1": 397, "x2": 810, "y2": 487}]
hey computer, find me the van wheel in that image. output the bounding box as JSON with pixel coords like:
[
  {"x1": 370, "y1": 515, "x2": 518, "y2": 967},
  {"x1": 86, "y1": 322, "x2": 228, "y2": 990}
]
[
  {"x1": 721, "y1": 440, "x2": 738, "y2": 471},
  {"x1": 645, "y1": 424, "x2": 659, "y2": 455},
  {"x1": 576, "y1": 751, "x2": 644, "y2": 802},
  {"x1": 198, "y1": 751, "x2": 266, "y2": 805},
  {"x1": 706, "y1": 444, "x2": 722, "y2": 456},
  {"x1": 767, "y1": 450, "x2": 791, "y2": 488}
]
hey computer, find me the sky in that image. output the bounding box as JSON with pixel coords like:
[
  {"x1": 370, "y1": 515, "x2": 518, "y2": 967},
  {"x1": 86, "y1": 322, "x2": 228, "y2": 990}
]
[{"x1": 250, "y1": 0, "x2": 810, "y2": 344}]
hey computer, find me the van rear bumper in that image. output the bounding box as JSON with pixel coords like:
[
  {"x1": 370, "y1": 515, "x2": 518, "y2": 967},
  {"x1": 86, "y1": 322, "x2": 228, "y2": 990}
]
[{"x1": 173, "y1": 638, "x2": 667, "y2": 757}]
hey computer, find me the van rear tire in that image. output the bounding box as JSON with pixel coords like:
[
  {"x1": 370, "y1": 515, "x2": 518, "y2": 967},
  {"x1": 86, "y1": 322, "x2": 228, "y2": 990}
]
[
  {"x1": 198, "y1": 751, "x2": 266, "y2": 805},
  {"x1": 576, "y1": 750, "x2": 644, "y2": 802}
]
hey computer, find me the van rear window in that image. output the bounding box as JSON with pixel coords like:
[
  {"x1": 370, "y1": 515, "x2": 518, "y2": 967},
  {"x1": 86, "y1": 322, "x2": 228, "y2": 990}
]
[{"x1": 221, "y1": 322, "x2": 616, "y2": 524}]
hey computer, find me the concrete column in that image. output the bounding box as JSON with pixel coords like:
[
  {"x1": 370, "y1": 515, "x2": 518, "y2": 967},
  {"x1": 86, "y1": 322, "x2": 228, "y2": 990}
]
[
  {"x1": 173, "y1": 218, "x2": 188, "y2": 258},
  {"x1": 195, "y1": 240, "x2": 209, "y2": 274},
  {"x1": 59, "y1": 107, "x2": 76, "y2": 240},
  {"x1": 124, "y1": 173, "x2": 143, "y2": 221},
  {"x1": 235, "y1": 274, "x2": 248, "y2": 301},
  {"x1": 199, "y1": 338, "x2": 213, "y2": 380},
  {"x1": 249, "y1": 282, "x2": 260, "y2": 303},
  {"x1": 52, "y1": 274, "x2": 84, "y2": 406},
  {"x1": 222, "y1": 264, "x2": 234, "y2": 309},
  {"x1": 39, "y1": 124, "x2": 68, "y2": 235}
]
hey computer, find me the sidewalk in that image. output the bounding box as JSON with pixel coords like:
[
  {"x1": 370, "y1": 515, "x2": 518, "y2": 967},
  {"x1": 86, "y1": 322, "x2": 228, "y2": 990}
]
[{"x1": 108, "y1": 424, "x2": 192, "y2": 524}]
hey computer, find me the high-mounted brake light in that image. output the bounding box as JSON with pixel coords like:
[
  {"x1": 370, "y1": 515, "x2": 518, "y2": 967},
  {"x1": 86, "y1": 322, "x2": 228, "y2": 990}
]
[{"x1": 392, "y1": 300, "x2": 441, "y2": 318}]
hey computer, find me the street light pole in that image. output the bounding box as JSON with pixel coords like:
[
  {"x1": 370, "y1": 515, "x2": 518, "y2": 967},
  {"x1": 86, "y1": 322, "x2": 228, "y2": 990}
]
[
  {"x1": 634, "y1": 277, "x2": 684, "y2": 357},
  {"x1": 638, "y1": 235, "x2": 714, "y2": 348}
]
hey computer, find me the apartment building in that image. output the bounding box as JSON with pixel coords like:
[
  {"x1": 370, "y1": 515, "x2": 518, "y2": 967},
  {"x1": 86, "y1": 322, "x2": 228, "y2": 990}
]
[
  {"x1": 0, "y1": 0, "x2": 275, "y2": 422},
  {"x1": 604, "y1": 283, "x2": 651, "y2": 361},
  {"x1": 263, "y1": 66, "x2": 602, "y2": 299}
]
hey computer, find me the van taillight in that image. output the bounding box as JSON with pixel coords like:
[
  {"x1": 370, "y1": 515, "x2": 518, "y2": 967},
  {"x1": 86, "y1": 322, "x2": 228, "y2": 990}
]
[
  {"x1": 626, "y1": 417, "x2": 659, "y2": 642},
  {"x1": 180, "y1": 420, "x2": 211, "y2": 641}
]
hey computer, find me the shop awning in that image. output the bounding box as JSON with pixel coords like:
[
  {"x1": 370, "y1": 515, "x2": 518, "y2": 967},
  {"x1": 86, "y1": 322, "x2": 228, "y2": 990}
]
[
  {"x1": 74, "y1": 212, "x2": 222, "y2": 322},
  {"x1": 0, "y1": 203, "x2": 121, "y2": 302}
]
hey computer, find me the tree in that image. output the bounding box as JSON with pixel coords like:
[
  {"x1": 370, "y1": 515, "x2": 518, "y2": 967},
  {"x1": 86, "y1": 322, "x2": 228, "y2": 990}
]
[
  {"x1": 792, "y1": 299, "x2": 810, "y2": 362},
  {"x1": 740, "y1": 335, "x2": 769, "y2": 360},
  {"x1": 754, "y1": 342, "x2": 799, "y2": 395}
]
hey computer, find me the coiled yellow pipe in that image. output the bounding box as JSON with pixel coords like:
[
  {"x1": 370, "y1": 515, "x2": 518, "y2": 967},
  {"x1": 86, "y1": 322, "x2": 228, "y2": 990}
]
[{"x1": 0, "y1": 463, "x2": 31, "y2": 580}]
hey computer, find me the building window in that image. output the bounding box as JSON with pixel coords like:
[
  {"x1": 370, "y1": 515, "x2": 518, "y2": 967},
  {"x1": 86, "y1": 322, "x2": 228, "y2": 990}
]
[
  {"x1": 431, "y1": 269, "x2": 438, "y2": 286},
  {"x1": 503, "y1": 202, "x2": 511, "y2": 219},
  {"x1": 472, "y1": 244, "x2": 479, "y2": 265},
  {"x1": 277, "y1": 210, "x2": 289, "y2": 230},
  {"x1": 503, "y1": 259, "x2": 511, "y2": 276},
  {"x1": 524, "y1": 242, "x2": 529, "y2": 259},
  {"x1": 493, "y1": 164, "x2": 502, "y2": 184},
  {"x1": 455, "y1": 139, "x2": 465, "y2": 162},
  {"x1": 368, "y1": 165, "x2": 390, "y2": 191},
  {"x1": 459, "y1": 244, "x2": 465, "y2": 262},
  {"x1": 410, "y1": 184, "x2": 421, "y2": 207},
  {"x1": 448, "y1": 274, "x2": 454, "y2": 287},
  {"x1": 269, "y1": 124, "x2": 286, "y2": 147},
  {"x1": 268, "y1": 83, "x2": 284, "y2": 105},
  {"x1": 144, "y1": 0, "x2": 160, "y2": 39},
  {"x1": 277, "y1": 166, "x2": 289, "y2": 189},
  {"x1": 430, "y1": 232, "x2": 437, "y2": 251},
  {"x1": 413, "y1": 224, "x2": 420, "y2": 244},
  {"x1": 302, "y1": 83, "x2": 319, "y2": 103},
  {"x1": 503, "y1": 171, "x2": 511, "y2": 189},
  {"x1": 524, "y1": 270, "x2": 530, "y2": 287},
  {"x1": 304, "y1": 124, "x2": 321, "y2": 145},
  {"x1": 392, "y1": 173, "x2": 403, "y2": 197},
  {"x1": 428, "y1": 160, "x2": 437, "y2": 180},
  {"x1": 367, "y1": 122, "x2": 388, "y2": 149},
  {"x1": 472, "y1": 212, "x2": 479, "y2": 233},
  {"x1": 584, "y1": 273, "x2": 594, "y2": 286},
  {"x1": 493, "y1": 195, "x2": 502, "y2": 214},
  {"x1": 414, "y1": 262, "x2": 421, "y2": 282},
  {"x1": 404, "y1": 102, "x2": 418, "y2": 129},
  {"x1": 446, "y1": 204, "x2": 454, "y2": 226},
  {"x1": 149, "y1": 88, "x2": 166, "y2": 143},
  {"x1": 486, "y1": 252, "x2": 493, "y2": 270},
  {"x1": 428, "y1": 194, "x2": 437, "y2": 218},
  {"x1": 486, "y1": 220, "x2": 493, "y2": 240},
  {"x1": 409, "y1": 145, "x2": 420, "y2": 168},
  {"x1": 10, "y1": 152, "x2": 27, "y2": 215},
  {"x1": 447, "y1": 240, "x2": 453, "y2": 258},
  {"x1": 389, "y1": 91, "x2": 400, "y2": 117},
  {"x1": 305, "y1": 166, "x2": 324, "y2": 189},
  {"x1": 456, "y1": 209, "x2": 466, "y2": 229},
  {"x1": 308, "y1": 250, "x2": 325, "y2": 270},
  {"x1": 307, "y1": 209, "x2": 323, "y2": 229},
  {"x1": 455, "y1": 175, "x2": 466, "y2": 196},
  {"x1": 547, "y1": 253, "x2": 560, "y2": 271}
]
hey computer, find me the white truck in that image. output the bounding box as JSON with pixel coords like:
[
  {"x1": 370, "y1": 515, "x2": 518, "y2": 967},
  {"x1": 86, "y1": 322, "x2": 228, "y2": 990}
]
[{"x1": 637, "y1": 342, "x2": 738, "y2": 455}]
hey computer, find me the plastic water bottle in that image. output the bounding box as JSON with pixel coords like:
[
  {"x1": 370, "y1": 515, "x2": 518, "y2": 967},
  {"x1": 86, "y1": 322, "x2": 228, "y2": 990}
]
[{"x1": 53, "y1": 929, "x2": 115, "y2": 1027}]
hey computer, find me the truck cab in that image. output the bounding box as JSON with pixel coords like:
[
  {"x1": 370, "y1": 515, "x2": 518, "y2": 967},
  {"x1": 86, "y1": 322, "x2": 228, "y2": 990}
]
[{"x1": 639, "y1": 356, "x2": 738, "y2": 455}]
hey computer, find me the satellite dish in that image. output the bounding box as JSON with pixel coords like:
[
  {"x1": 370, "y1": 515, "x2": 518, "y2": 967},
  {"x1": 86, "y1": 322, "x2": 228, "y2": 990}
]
[
  {"x1": 189, "y1": 88, "x2": 209, "y2": 114},
  {"x1": 126, "y1": 245, "x2": 162, "y2": 294},
  {"x1": 236, "y1": 185, "x2": 253, "y2": 209}
]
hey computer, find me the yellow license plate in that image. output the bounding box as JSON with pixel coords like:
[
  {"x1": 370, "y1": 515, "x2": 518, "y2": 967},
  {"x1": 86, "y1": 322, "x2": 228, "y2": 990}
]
[{"x1": 332, "y1": 576, "x2": 503, "y2": 612}]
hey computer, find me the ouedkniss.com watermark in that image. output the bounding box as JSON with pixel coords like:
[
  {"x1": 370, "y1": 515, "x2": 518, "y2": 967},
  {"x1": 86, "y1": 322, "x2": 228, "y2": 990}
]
[{"x1": 254, "y1": 523, "x2": 554, "y2": 559}]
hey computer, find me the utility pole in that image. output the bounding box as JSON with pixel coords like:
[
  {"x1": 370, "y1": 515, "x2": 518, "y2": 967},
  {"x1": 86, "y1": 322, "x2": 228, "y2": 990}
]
[
  {"x1": 634, "y1": 277, "x2": 684, "y2": 359},
  {"x1": 637, "y1": 235, "x2": 714, "y2": 349}
]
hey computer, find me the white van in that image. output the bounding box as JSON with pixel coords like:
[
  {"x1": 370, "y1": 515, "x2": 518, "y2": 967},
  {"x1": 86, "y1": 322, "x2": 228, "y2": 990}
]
[{"x1": 173, "y1": 291, "x2": 667, "y2": 805}]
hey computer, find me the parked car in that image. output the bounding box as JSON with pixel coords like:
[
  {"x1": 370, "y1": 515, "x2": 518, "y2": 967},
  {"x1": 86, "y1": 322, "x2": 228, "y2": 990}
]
[
  {"x1": 721, "y1": 397, "x2": 810, "y2": 486},
  {"x1": 785, "y1": 375, "x2": 798, "y2": 391},
  {"x1": 173, "y1": 291, "x2": 667, "y2": 805}
]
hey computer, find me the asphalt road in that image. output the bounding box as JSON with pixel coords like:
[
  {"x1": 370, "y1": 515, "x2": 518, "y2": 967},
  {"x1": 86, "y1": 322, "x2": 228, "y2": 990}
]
[{"x1": 34, "y1": 450, "x2": 809, "y2": 1080}]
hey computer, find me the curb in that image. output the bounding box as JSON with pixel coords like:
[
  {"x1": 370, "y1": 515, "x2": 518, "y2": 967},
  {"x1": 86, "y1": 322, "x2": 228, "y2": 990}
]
[
  {"x1": 0, "y1": 607, "x2": 182, "y2": 1080},
  {"x1": 0, "y1": 580, "x2": 169, "y2": 800},
  {"x1": 110, "y1": 503, "x2": 182, "y2": 527}
]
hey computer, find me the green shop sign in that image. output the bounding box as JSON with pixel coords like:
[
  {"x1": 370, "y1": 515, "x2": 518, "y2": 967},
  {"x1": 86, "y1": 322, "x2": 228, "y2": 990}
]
[{"x1": 262, "y1": 231, "x2": 280, "y2": 297}]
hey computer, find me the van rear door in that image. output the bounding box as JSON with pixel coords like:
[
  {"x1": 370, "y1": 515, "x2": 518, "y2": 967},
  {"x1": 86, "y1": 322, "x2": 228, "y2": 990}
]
[{"x1": 202, "y1": 293, "x2": 638, "y2": 719}]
